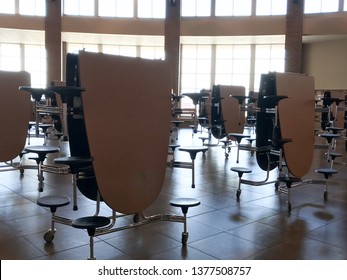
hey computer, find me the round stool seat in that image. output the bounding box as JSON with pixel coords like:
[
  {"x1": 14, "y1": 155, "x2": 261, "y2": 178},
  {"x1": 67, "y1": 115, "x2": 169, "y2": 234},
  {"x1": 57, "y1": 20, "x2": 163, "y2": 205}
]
[
  {"x1": 179, "y1": 146, "x2": 208, "y2": 160},
  {"x1": 246, "y1": 138, "x2": 255, "y2": 143},
  {"x1": 38, "y1": 123, "x2": 53, "y2": 130},
  {"x1": 171, "y1": 120, "x2": 184, "y2": 126},
  {"x1": 230, "y1": 167, "x2": 252, "y2": 177},
  {"x1": 19, "y1": 86, "x2": 45, "y2": 102},
  {"x1": 329, "y1": 152, "x2": 342, "y2": 160},
  {"x1": 37, "y1": 195, "x2": 70, "y2": 208},
  {"x1": 318, "y1": 133, "x2": 340, "y2": 143},
  {"x1": 72, "y1": 216, "x2": 111, "y2": 231},
  {"x1": 182, "y1": 92, "x2": 209, "y2": 105},
  {"x1": 199, "y1": 136, "x2": 209, "y2": 145},
  {"x1": 25, "y1": 145, "x2": 60, "y2": 164},
  {"x1": 170, "y1": 198, "x2": 201, "y2": 208},
  {"x1": 270, "y1": 138, "x2": 292, "y2": 148},
  {"x1": 315, "y1": 168, "x2": 338, "y2": 179},
  {"x1": 54, "y1": 156, "x2": 93, "y2": 173},
  {"x1": 277, "y1": 176, "x2": 301, "y2": 187},
  {"x1": 228, "y1": 133, "x2": 250, "y2": 143},
  {"x1": 169, "y1": 144, "x2": 180, "y2": 151},
  {"x1": 231, "y1": 95, "x2": 248, "y2": 105},
  {"x1": 37, "y1": 195, "x2": 70, "y2": 213},
  {"x1": 326, "y1": 127, "x2": 344, "y2": 134},
  {"x1": 25, "y1": 145, "x2": 59, "y2": 154},
  {"x1": 247, "y1": 116, "x2": 256, "y2": 125},
  {"x1": 263, "y1": 95, "x2": 288, "y2": 107},
  {"x1": 170, "y1": 198, "x2": 200, "y2": 215}
]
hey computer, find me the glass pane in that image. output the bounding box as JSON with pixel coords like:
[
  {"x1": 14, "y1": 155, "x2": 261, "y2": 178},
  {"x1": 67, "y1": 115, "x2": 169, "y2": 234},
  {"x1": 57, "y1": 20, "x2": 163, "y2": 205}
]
[
  {"x1": 345, "y1": 0, "x2": 347, "y2": 11},
  {"x1": 64, "y1": 0, "x2": 80, "y2": 15},
  {"x1": 254, "y1": 59, "x2": 270, "y2": 74},
  {"x1": 119, "y1": 46, "x2": 136, "y2": 57},
  {"x1": 152, "y1": 0, "x2": 166, "y2": 18},
  {"x1": 232, "y1": 74, "x2": 249, "y2": 87},
  {"x1": 215, "y1": 0, "x2": 233, "y2": 16},
  {"x1": 181, "y1": 59, "x2": 197, "y2": 73},
  {"x1": 255, "y1": 45, "x2": 271, "y2": 59},
  {"x1": 215, "y1": 59, "x2": 232, "y2": 74},
  {"x1": 196, "y1": 45, "x2": 212, "y2": 59},
  {"x1": 234, "y1": 0, "x2": 252, "y2": 16},
  {"x1": 80, "y1": 0, "x2": 94, "y2": 16},
  {"x1": 270, "y1": 45, "x2": 285, "y2": 58},
  {"x1": 271, "y1": 0, "x2": 287, "y2": 15},
  {"x1": 270, "y1": 59, "x2": 284, "y2": 72},
  {"x1": 233, "y1": 45, "x2": 251, "y2": 58},
  {"x1": 19, "y1": 0, "x2": 36, "y2": 15},
  {"x1": 216, "y1": 45, "x2": 234, "y2": 59},
  {"x1": 102, "y1": 45, "x2": 120, "y2": 55},
  {"x1": 67, "y1": 43, "x2": 84, "y2": 53},
  {"x1": 304, "y1": 0, "x2": 321, "y2": 14},
  {"x1": 196, "y1": 59, "x2": 211, "y2": 74},
  {"x1": 140, "y1": 46, "x2": 160, "y2": 59},
  {"x1": 0, "y1": 44, "x2": 21, "y2": 71},
  {"x1": 0, "y1": 0, "x2": 15, "y2": 14},
  {"x1": 181, "y1": 0, "x2": 196, "y2": 16},
  {"x1": 99, "y1": 0, "x2": 116, "y2": 17},
  {"x1": 138, "y1": 0, "x2": 165, "y2": 18},
  {"x1": 196, "y1": 0, "x2": 211, "y2": 16},
  {"x1": 181, "y1": 74, "x2": 197, "y2": 91},
  {"x1": 215, "y1": 74, "x2": 232, "y2": 85},
  {"x1": 83, "y1": 44, "x2": 99, "y2": 52},
  {"x1": 36, "y1": 0, "x2": 46, "y2": 16},
  {"x1": 182, "y1": 0, "x2": 211, "y2": 17},
  {"x1": 116, "y1": 0, "x2": 134, "y2": 17},
  {"x1": 321, "y1": 0, "x2": 338, "y2": 13},
  {"x1": 182, "y1": 45, "x2": 198, "y2": 59},
  {"x1": 256, "y1": 0, "x2": 271, "y2": 15},
  {"x1": 197, "y1": 74, "x2": 211, "y2": 88},
  {"x1": 233, "y1": 59, "x2": 250, "y2": 74}
]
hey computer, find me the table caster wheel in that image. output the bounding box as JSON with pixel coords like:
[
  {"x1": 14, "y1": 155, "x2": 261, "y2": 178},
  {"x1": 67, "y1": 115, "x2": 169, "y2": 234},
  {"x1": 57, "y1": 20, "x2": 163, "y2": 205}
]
[
  {"x1": 236, "y1": 189, "x2": 241, "y2": 200},
  {"x1": 44, "y1": 230, "x2": 55, "y2": 242},
  {"x1": 182, "y1": 232, "x2": 188, "y2": 245},
  {"x1": 133, "y1": 213, "x2": 140, "y2": 223},
  {"x1": 287, "y1": 202, "x2": 292, "y2": 212}
]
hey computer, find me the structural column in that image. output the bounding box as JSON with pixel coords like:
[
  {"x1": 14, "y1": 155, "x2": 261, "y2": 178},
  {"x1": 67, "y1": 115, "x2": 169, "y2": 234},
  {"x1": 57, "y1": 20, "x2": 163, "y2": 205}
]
[
  {"x1": 45, "y1": 0, "x2": 62, "y2": 86},
  {"x1": 165, "y1": 0, "x2": 181, "y2": 95},
  {"x1": 285, "y1": 0, "x2": 304, "y2": 73}
]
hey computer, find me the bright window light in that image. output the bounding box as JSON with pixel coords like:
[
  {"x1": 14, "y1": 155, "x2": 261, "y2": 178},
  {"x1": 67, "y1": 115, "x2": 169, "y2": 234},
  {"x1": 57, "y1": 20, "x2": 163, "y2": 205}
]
[
  {"x1": 304, "y1": 0, "x2": 339, "y2": 14},
  {"x1": 215, "y1": 0, "x2": 252, "y2": 16},
  {"x1": 0, "y1": 0, "x2": 15, "y2": 14}
]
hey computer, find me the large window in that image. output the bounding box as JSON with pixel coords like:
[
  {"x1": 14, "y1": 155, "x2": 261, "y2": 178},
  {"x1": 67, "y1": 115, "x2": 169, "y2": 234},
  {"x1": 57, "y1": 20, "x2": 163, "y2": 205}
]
[
  {"x1": 256, "y1": 0, "x2": 287, "y2": 16},
  {"x1": 98, "y1": 0, "x2": 134, "y2": 18},
  {"x1": 0, "y1": 43, "x2": 46, "y2": 87},
  {"x1": 67, "y1": 43, "x2": 99, "y2": 54},
  {"x1": 304, "y1": 0, "x2": 339, "y2": 14},
  {"x1": 215, "y1": 0, "x2": 252, "y2": 16},
  {"x1": 0, "y1": 0, "x2": 15, "y2": 14},
  {"x1": 181, "y1": 0, "x2": 211, "y2": 17},
  {"x1": 64, "y1": 0, "x2": 95, "y2": 16},
  {"x1": 140, "y1": 46, "x2": 165, "y2": 59},
  {"x1": 102, "y1": 45, "x2": 137, "y2": 57},
  {"x1": 253, "y1": 44, "x2": 285, "y2": 91},
  {"x1": 138, "y1": 0, "x2": 166, "y2": 18},
  {"x1": 180, "y1": 45, "x2": 212, "y2": 108},
  {"x1": 0, "y1": 43, "x2": 21, "y2": 72},
  {"x1": 19, "y1": 0, "x2": 45, "y2": 16},
  {"x1": 24, "y1": 45, "x2": 46, "y2": 88},
  {"x1": 215, "y1": 45, "x2": 251, "y2": 91}
]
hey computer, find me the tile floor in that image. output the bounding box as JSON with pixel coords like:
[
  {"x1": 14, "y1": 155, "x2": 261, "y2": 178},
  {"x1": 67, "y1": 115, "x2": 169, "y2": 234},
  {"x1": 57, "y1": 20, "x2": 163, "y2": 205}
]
[{"x1": 0, "y1": 127, "x2": 347, "y2": 260}]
